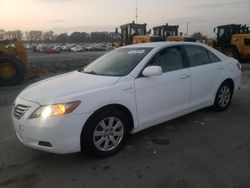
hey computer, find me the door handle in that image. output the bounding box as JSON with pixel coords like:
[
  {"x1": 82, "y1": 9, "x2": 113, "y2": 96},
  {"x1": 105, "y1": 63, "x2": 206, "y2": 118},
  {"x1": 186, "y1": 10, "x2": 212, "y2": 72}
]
[{"x1": 180, "y1": 74, "x2": 190, "y2": 79}]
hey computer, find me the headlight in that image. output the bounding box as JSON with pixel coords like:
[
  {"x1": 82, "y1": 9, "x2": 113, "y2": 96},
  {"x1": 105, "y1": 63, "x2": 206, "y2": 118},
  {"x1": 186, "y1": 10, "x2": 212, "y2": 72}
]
[{"x1": 30, "y1": 101, "x2": 81, "y2": 119}]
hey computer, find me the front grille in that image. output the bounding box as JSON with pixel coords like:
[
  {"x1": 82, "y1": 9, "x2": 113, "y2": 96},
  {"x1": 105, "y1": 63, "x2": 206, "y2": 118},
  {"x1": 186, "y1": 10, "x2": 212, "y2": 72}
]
[{"x1": 13, "y1": 104, "x2": 31, "y2": 119}]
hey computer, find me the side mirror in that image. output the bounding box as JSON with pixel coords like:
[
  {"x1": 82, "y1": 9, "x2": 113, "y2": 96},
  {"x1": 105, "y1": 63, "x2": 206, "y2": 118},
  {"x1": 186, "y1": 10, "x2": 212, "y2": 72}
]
[{"x1": 142, "y1": 66, "x2": 162, "y2": 77}]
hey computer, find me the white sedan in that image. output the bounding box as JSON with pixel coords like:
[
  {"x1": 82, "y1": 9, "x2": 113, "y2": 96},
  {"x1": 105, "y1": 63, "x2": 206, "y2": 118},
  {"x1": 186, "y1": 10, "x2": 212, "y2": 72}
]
[
  {"x1": 70, "y1": 46, "x2": 83, "y2": 52},
  {"x1": 12, "y1": 42, "x2": 241, "y2": 157}
]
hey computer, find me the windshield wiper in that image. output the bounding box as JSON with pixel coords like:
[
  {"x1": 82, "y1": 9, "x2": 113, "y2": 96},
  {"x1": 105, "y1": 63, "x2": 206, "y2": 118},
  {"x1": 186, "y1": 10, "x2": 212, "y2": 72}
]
[
  {"x1": 78, "y1": 68, "x2": 97, "y2": 75},
  {"x1": 83, "y1": 70, "x2": 97, "y2": 75}
]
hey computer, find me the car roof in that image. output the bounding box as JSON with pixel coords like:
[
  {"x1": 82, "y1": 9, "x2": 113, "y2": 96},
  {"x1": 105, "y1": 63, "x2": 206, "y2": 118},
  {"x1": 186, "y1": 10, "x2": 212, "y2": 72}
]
[
  {"x1": 121, "y1": 41, "x2": 204, "y2": 49},
  {"x1": 120, "y1": 41, "x2": 230, "y2": 61}
]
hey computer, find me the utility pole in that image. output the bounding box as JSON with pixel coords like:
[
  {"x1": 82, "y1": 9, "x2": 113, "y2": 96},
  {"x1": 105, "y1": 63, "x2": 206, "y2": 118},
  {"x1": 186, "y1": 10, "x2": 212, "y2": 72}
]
[
  {"x1": 187, "y1": 21, "x2": 189, "y2": 36},
  {"x1": 135, "y1": 0, "x2": 138, "y2": 23}
]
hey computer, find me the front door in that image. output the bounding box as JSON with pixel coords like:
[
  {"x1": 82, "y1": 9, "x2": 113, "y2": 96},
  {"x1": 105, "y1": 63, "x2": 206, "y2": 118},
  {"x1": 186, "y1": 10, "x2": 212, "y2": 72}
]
[{"x1": 134, "y1": 46, "x2": 191, "y2": 126}]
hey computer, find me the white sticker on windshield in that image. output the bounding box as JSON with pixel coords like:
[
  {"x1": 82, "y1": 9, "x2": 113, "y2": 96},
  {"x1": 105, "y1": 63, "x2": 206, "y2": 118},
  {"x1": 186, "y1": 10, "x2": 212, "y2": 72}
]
[{"x1": 128, "y1": 50, "x2": 145, "y2": 54}]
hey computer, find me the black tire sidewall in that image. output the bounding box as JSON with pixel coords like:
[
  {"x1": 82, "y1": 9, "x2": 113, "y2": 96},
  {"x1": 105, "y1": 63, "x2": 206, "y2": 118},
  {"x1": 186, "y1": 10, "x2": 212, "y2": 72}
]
[
  {"x1": 0, "y1": 54, "x2": 25, "y2": 86},
  {"x1": 81, "y1": 109, "x2": 129, "y2": 157}
]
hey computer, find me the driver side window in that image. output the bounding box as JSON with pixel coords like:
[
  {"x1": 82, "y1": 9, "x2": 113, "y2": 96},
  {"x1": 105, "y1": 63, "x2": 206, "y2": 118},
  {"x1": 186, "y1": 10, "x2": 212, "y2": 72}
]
[{"x1": 149, "y1": 46, "x2": 184, "y2": 73}]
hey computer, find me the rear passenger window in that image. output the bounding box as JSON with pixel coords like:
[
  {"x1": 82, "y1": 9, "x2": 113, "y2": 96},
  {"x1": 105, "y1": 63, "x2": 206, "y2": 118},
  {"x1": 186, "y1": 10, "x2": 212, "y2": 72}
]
[
  {"x1": 149, "y1": 46, "x2": 184, "y2": 72},
  {"x1": 208, "y1": 50, "x2": 220, "y2": 63},
  {"x1": 184, "y1": 46, "x2": 210, "y2": 67}
]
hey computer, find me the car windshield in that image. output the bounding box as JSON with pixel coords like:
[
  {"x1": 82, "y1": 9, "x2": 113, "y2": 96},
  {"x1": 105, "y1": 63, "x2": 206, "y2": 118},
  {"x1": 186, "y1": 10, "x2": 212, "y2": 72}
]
[{"x1": 82, "y1": 47, "x2": 152, "y2": 76}]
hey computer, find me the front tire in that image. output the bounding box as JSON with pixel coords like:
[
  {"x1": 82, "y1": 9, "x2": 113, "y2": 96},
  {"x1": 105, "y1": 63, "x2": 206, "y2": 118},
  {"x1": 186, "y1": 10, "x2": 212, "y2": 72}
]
[
  {"x1": 81, "y1": 108, "x2": 129, "y2": 157},
  {"x1": 213, "y1": 82, "x2": 233, "y2": 111}
]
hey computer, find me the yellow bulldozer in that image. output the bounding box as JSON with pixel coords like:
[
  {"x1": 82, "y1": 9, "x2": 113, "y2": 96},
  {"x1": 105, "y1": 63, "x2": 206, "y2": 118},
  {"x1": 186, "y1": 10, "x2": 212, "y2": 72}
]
[
  {"x1": 153, "y1": 23, "x2": 196, "y2": 42},
  {"x1": 118, "y1": 22, "x2": 196, "y2": 47},
  {"x1": 120, "y1": 21, "x2": 148, "y2": 45},
  {"x1": 212, "y1": 24, "x2": 250, "y2": 60},
  {"x1": 119, "y1": 21, "x2": 165, "y2": 46},
  {"x1": 0, "y1": 40, "x2": 27, "y2": 86}
]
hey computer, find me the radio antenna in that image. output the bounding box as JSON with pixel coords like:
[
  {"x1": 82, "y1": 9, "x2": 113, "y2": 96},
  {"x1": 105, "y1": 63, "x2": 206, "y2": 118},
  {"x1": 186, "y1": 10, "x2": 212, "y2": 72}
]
[{"x1": 135, "y1": 0, "x2": 138, "y2": 23}]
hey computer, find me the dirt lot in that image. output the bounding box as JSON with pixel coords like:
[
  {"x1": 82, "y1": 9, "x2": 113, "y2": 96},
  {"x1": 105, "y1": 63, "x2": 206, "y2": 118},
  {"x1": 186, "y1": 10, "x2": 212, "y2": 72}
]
[
  {"x1": 0, "y1": 70, "x2": 249, "y2": 188},
  {"x1": 28, "y1": 51, "x2": 106, "y2": 64},
  {"x1": 26, "y1": 51, "x2": 106, "y2": 75}
]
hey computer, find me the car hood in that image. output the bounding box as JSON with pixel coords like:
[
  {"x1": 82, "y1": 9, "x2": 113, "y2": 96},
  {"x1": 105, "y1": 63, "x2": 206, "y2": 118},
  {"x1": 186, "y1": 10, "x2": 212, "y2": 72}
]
[{"x1": 19, "y1": 71, "x2": 120, "y2": 104}]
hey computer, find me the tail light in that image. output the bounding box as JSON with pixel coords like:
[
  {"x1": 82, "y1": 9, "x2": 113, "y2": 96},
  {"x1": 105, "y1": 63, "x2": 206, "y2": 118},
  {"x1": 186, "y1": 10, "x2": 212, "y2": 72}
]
[{"x1": 237, "y1": 62, "x2": 242, "y2": 71}]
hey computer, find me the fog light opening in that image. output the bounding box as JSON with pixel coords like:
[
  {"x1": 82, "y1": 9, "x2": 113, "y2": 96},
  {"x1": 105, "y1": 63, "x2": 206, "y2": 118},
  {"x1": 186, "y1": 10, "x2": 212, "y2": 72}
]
[{"x1": 38, "y1": 141, "x2": 52, "y2": 147}]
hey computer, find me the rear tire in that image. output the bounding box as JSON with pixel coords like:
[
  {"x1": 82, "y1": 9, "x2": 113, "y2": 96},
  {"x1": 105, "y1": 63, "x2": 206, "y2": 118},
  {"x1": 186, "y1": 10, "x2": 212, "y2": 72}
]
[
  {"x1": 213, "y1": 82, "x2": 233, "y2": 111},
  {"x1": 81, "y1": 108, "x2": 129, "y2": 157},
  {"x1": 0, "y1": 54, "x2": 25, "y2": 86}
]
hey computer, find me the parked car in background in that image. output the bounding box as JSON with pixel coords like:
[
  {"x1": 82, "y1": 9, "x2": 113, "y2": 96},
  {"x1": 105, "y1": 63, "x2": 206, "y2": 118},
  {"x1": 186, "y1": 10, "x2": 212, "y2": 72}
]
[
  {"x1": 70, "y1": 46, "x2": 84, "y2": 52},
  {"x1": 42, "y1": 47, "x2": 60, "y2": 54},
  {"x1": 85, "y1": 45, "x2": 106, "y2": 51},
  {"x1": 61, "y1": 45, "x2": 71, "y2": 52},
  {"x1": 12, "y1": 42, "x2": 241, "y2": 157}
]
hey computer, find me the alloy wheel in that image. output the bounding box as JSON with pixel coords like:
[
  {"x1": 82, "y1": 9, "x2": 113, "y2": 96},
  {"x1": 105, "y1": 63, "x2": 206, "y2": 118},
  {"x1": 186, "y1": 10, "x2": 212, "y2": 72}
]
[
  {"x1": 218, "y1": 85, "x2": 231, "y2": 107},
  {"x1": 93, "y1": 117, "x2": 124, "y2": 151}
]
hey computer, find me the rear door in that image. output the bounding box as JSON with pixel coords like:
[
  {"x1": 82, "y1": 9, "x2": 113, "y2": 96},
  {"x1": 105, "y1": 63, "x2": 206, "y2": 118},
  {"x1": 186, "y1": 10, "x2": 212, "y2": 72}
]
[
  {"x1": 183, "y1": 45, "x2": 225, "y2": 107},
  {"x1": 134, "y1": 46, "x2": 191, "y2": 126}
]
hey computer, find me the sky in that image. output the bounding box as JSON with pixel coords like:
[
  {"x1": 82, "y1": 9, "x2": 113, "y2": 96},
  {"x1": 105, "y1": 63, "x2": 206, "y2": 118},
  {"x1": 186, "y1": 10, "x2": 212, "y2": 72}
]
[{"x1": 0, "y1": 0, "x2": 250, "y2": 37}]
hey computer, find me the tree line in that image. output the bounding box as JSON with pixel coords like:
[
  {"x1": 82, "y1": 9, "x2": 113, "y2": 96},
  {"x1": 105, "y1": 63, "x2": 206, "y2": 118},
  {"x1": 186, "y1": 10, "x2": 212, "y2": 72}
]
[
  {"x1": 0, "y1": 29, "x2": 207, "y2": 44},
  {"x1": 0, "y1": 29, "x2": 120, "y2": 43}
]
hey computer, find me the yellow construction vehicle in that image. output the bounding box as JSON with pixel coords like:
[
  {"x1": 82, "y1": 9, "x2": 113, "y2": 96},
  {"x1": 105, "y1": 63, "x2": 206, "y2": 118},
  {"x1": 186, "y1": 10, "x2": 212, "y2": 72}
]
[
  {"x1": 153, "y1": 23, "x2": 196, "y2": 42},
  {"x1": 0, "y1": 40, "x2": 27, "y2": 86},
  {"x1": 120, "y1": 22, "x2": 147, "y2": 45},
  {"x1": 120, "y1": 21, "x2": 164, "y2": 46},
  {"x1": 213, "y1": 24, "x2": 250, "y2": 60},
  {"x1": 117, "y1": 22, "x2": 195, "y2": 47},
  {"x1": 153, "y1": 24, "x2": 178, "y2": 39}
]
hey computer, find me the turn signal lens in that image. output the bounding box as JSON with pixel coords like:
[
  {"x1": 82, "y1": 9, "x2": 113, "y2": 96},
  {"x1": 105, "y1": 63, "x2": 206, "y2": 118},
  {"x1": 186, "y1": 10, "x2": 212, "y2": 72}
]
[
  {"x1": 30, "y1": 101, "x2": 81, "y2": 119},
  {"x1": 53, "y1": 104, "x2": 66, "y2": 116}
]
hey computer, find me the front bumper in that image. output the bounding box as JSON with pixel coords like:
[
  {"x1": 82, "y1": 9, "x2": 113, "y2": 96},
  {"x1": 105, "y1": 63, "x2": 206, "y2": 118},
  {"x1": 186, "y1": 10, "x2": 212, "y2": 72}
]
[{"x1": 12, "y1": 97, "x2": 89, "y2": 154}]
